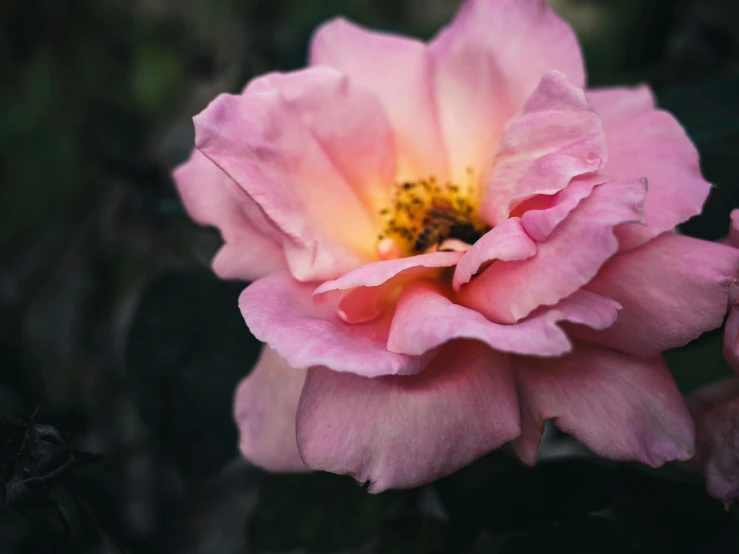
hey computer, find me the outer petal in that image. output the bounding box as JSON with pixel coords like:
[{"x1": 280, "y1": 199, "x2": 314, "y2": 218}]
[
  {"x1": 480, "y1": 71, "x2": 607, "y2": 226},
  {"x1": 512, "y1": 343, "x2": 695, "y2": 466},
  {"x1": 240, "y1": 272, "x2": 432, "y2": 377},
  {"x1": 296, "y1": 341, "x2": 520, "y2": 492},
  {"x1": 589, "y1": 86, "x2": 711, "y2": 249},
  {"x1": 245, "y1": 70, "x2": 396, "y2": 213},
  {"x1": 173, "y1": 150, "x2": 286, "y2": 281},
  {"x1": 430, "y1": 0, "x2": 585, "y2": 184},
  {"x1": 195, "y1": 67, "x2": 386, "y2": 282},
  {"x1": 730, "y1": 209, "x2": 739, "y2": 248},
  {"x1": 310, "y1": 18, "x2": 447, "y2": 182},
  {"x1": 724, "y1": 297, "x2": 739, "y2": 373},
  {"x1": 574, "y1": 234, "x2": 739, "y2": 357},
  {"x1": 460, "y1": 179, "x2": 646, "y2": 324},
  {"x1": 388, "y1": 283, "x2": 619, "y2": 357},
  {"x1": 688, "y1": 378, "x2": 739, "y2": 502},
  {"x1": 452, "y1": 218, "x2": 537, "y2": 291},
  {"x1": 234, "y1": 347, "x2": 309, "y2": 472}
]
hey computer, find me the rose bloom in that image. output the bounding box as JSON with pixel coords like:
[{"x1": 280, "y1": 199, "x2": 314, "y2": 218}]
[
  {"x1": 174, "y1": 0, "x2": 739, "y2": 491},
  {"x1": 688, "y1": 211, "x2": 739, "y2": 503}
]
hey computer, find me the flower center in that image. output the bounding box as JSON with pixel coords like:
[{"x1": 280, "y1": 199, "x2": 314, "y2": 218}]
[{"x1": 377, "y1": 173, "x2": 490, "y2": 257}]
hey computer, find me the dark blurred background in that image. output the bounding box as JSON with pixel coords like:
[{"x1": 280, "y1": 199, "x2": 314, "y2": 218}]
[{"x1": 1, "y1": 0, "x2": 739, "y2": 552}]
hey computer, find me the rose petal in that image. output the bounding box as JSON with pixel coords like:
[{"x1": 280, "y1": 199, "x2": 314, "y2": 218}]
[
  {"x1": 195, "y1": 67, "x2": 387, "y2": 281},
  {"x1": 452, "y1": 218, "x2": 537, "y2": 291},
  {"x1": 430, "y1": 0, "x2": 585, "y2": 184},
  {"x1": 240, "y1": 272, "x2": 432, "y2": 377},
  {"x1": 296, "y1": 341, "x2": 520, "y2": 492},
  {"x1": 589, "y1": 86, "x2": 710, "y2": 250},
  {"x1": 479, "y1": 71, "x2": 606, "y2": 226},
  {"x1": 173, "y1": 150, "x2": 286, "y2": 281},
  {"x1": 574, "y1": 234, "x2": 739, "y2": 356},
  {"x1": 388, "y1": 283, "x2": 619, "y2": 357},
  {"x1": 688, "y1": 378, "x2": 739, "y2": 502},
  {"x1": 520, "y1": 173, "x2": 608, "y2": 242},
  {"x1": 461, "y1": 179, "x2": 646, "y2": 323},
  {"x1": 730, "y1": 209, "x2": 739, "y2": 249},
  {"x1": 245, "y1": 69, "x2": 396, "y2": 213},
  {"x1": 234, "y1": 347, "x2": 309, "y2": 472},
  {"x1": 512, "y1": 343, "x2": 694, "y2": 466},
  {"x1": 310, "y1": 18, "x2": 447, "y2": 182}
]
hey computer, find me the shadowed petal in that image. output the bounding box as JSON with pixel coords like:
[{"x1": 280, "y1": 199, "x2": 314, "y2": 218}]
[
  {"x1": 512, "y1": 343, "x2": 694, "y2": 466},
  {"x1": 296, "y1": 341, "x2": 520, "y2": 492},
  {"x1": 234, "y1": 347, "x2": 309, "y2": 472},
  {"x1": 240, "y1": 272, "x2": 432, "y2": 377}
]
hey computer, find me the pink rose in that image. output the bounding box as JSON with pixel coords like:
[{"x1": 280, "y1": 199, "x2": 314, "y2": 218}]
[
  {"x1": 687, "y1": 211, "x2": 739, "y2": 502},
  {"x1": 174, "y1": 0, "x2": 739, "y2": 491}
]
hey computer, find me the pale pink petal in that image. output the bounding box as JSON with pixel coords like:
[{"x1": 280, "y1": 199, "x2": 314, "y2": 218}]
[
  {"x1": 688, "y1": 378, "x2": 739, "y2": 502},
  {"x1": 574, "y1": 234, "x2": 739, "y2": 356},
  {"x1": 194, "y1": 67, "x2": 388, "y2": 281},
  {"x1": 173, "y1": 150, "x2": 286, "y2": 281},
  {"x1": 589, "y1": 86, "x2": 710, "y2": 250},
  {"x1": 520, "y1": 173, "x2": 608, "y2": 242},
  {"x1": 430, "y1": 0, "x2": 585, "y2": 184},
  {"x1": 460, "y1": 179, "x2": 646, "y2": 323},
  {"x1": 480, "y1": 71, "x2": 607, "y2": 225},
  {"x1": 234, "y1": 347, "x2": 309, "y2": 472},
  {"x1": 310, "y1": 18, "x2": 447, "y2": 182},
  {"x1": 452, "y1": 218, "x2": 537, "y2": 291},
  {"x1": 296, "y1": 341, "x2": 520, "y2": 492},
  {"x1": 240, "y1": 272, "x2": 433, "y2": 377},
  {"x1": 512, "y1": 343, "x2": 694, "y2": 466},
  {"x1": 724, "y1": 298, "x2": 739, "y2": 373},
  {"x1": 388, "y1": 283, "x2": 619, "y2": 357},
  {"x1": 245, "y1": 69, "x2": 396, "y2": 213}
]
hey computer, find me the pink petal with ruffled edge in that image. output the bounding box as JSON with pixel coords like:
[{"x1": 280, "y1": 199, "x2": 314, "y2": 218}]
[
  {"x1": 234, "y1": 347, "x2": 309, "y2": 472},
  {"x1": 240, "y1": 272, "x2": 433, "y2": 377},
  {"x1": 512, "y1": 343, "x2": 694, "y2": 466},
  {"x1": 589, "y1": 86, "x2": 711, "y2": 250},
  {"x1": 429, "y1": 0, "x2": 585, "y2": 184},
  {"x1": 452, "y1": 218, "x2": 537, "y2": 291},
  {"x1": 479, "y1": 71, "x2": 606, "y2": 226},
  {"x1": 388, "y1": 283, "x2": 619, "y2": 357},
  {"x1": 310, "y1": 18, "x2": 447, "y2": 182},
  {"x1": 296, "y1": 341, "x2": 520, "y2": 492},
  {"x1": 520, "y1": 173, "x2": 609, "y2": 242},
  {"x1": 574, "y1": 234, "x2": 739, "y2": 357},
  {"x1": 173, "y1": 150, "x2": 286, "y2": 281},
  {"x1": 460, "y1": 179, "x2": 646, "y2": 324},
  {"x1": 194, "y1": 67, "x2": 396, "y2": 281}
]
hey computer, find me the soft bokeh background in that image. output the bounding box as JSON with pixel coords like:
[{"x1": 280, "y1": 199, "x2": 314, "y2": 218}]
[{"x1": 1, "y1": 0, "x2": 739, "y2": 552}]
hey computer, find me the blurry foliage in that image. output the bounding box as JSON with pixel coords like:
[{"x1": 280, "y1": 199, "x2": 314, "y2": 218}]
[{"x1": 1, "y1": 0, "x2": 739, "y2": 552}]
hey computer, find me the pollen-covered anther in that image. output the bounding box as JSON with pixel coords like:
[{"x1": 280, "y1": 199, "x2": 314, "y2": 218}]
[{"x1": 377, "y1": 174, "x2": 489, "y2": 257}]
